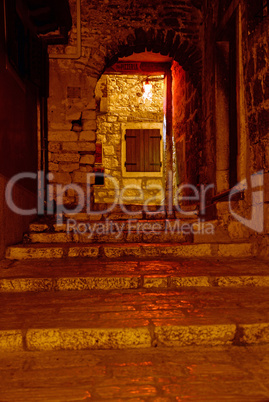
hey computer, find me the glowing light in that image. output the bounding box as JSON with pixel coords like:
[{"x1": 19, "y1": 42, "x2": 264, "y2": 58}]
[{"x1": 142, "y1": 79, "x2": 153, "y2": 102}]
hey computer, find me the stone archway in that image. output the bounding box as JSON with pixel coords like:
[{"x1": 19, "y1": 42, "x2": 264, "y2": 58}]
[
  {"x1": 102, "y1": 28, "x2": 202, "y2": 86},
  {"x1": 47, "y1": 0, "x2": 204, "y2": 209},
  {"x1": 93, "y1": 44, "x2": 203, "y2": 210},
  {"x1": 94, "y1": 55, "x2": 168, "y2": 208}
]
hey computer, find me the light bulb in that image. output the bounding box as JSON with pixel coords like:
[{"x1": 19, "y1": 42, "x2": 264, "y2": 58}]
[{"x1": 142, "y1": 80, "x2": 152, "y2": 102}]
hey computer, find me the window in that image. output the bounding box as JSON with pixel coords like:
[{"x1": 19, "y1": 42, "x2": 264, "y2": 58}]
[{"x1": 125, "y1": 129, "x2": 162, "y2": 172}]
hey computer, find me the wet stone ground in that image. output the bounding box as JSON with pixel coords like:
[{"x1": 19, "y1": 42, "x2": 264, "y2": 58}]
[
  {"x1": 1, "y1": 345, "x2": 269, "y2": 401},
  {"x1": 1, "y1": 257, "x2": 269, "y2": 400}
]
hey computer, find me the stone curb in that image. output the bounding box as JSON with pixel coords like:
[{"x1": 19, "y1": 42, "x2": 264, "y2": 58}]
[
  {"x1": 5, "y1": 242, "x2": 255, "y2": 260},
  {"x1": 1, "y1": 275, "x2": 269, "y2": 292},
  {"x1": 1, "y1": 323, "x2": 269, "y2": 352},
  {"x1": 28, "y1": 231, "x2": 190, "y2": 244}
]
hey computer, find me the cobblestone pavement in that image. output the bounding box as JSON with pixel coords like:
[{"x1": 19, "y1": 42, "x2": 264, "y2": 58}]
[
  {"x1": 1, "y1": 345, "x2": 269, "y2": 401},
  {"x1": 1, "y1": 257, "x2": 269, "y2": 278},
  {"x1": 1, "y1": 257, "x2": 269, "y2": 292},
  {"x1": 1, "y1": 257, "x2": 269, "y2": 400}
]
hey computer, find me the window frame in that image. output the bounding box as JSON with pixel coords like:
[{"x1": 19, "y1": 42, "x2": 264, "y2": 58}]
[{"x1": 121, "y1": 122, "x2": 163, "y2": 178}]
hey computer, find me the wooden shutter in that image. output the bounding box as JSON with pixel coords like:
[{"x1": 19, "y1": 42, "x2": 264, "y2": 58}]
[
  {"x1": 146, "y1": 129, "x2": 161, "y2": 172},
  {"x1": 125, "y1": 129, "x2": 140, "y2": 172},
  {"x1": 125, "y1": 129, "x2": 161, "y2": 172}
]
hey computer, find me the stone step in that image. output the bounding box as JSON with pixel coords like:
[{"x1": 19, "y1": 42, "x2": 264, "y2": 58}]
[
  {"x1": 29, "y1": 219, "x2": 191, "y2": 234},
  {"x1": 26, "y1": 231, "x2": 190, "y2": 244},
  {"x1": 192, "y1": 220, "x2": 231, "y2": 243},
  {"x1": 27, "y1": 218, "x2": 236, "y2": 245},
  {"x1": 1, "y1": 257, "x2": 269, "y2": 293},
  {"x1": 92, "y1": 203, "x2": 199, "y2": 217},
  {"x1": 1, "y1": 286, "x2": 269, "y2": 351},
  {"x1": 5, "y1": 242, "x2": 255, "y2": 260},
  {"x1": 29, "y1": 217, "x2": 199, "y2": 233}
]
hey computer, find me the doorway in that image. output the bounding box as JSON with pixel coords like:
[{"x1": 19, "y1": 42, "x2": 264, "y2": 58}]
[{"x1": 94, "y1": 53, "x2": 173, "y2": 208}]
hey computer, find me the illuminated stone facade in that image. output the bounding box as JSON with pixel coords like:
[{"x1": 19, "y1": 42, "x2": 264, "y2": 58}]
[{"x1": 94, "y1": 74, "x2": 165, "y2": 204}]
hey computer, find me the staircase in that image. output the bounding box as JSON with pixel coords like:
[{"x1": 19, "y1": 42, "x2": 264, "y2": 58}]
[
  {"x1": 5, "y1": 204, "x2": 256, "y2": 260},
  {"x1": 1, "y1": 257, "x2": 269, "y2": 352},
  {"x1": 1, "y1": 205, "x2": 266, "y2": 354}
]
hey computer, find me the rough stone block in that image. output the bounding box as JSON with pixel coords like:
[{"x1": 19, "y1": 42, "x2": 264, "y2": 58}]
[
  {"x1": 29, "y1": 233, "x2": 72, "y2": 243},
  {"x1": 100, "y1": 98, "x2": 108, "y2": 113},
  {"x1": 26, "y1": 327, "x2": 151, "y2": 351},
  {"x1": 5, "y1": 246, "x2": 64, "y2": 259},
  {"x1": 217, "y1": 243, "x2": 253, "y2": 257},
  {"x1": 50, "y1": 172, "x2": 72, "y2": 184},
  {"x1": 56, "y1": 277, "x2": 139, "y2": 291},
  {"x1": 143, "y1": 277, "x2": 168, "y2": 288},
  {"x1": 73, "y1": 171, "x2": 95, "y2": 184},
  {"x1": 107, "y1": 115, "x2": 118, "y2": 122},
  {"x1": 62, "y1": 142, "x2": 96, "y2": 152},
  {"x1": 49, "y1": 162, "x2": 59, "y2": 171},
  {"x1": 103, "y1": 157, "x2": 118, "y2": 168},
  {"x1": 239, "y1": 323, "x2": 269, "y2": 345},
  {"x1": 51, "y1": 153, "x2": 80, "y2": 163},
  {"x1": 83, "y1": 111, "x2": 96, "y2": 120},
  {"x1": 86, "y1": 98, "x2": 96, "y2": 110},
  {"x1": 103, "y1": 145, "x2": 115, "y2": 156},
  {"x1": 216, "y1": 202, "x2": 230, "y2": 218},
  {"x1": 85, "y1": 166, "x2": 94, "y2": 172},
  {"x1": 48, "y1": 142, "x2": 61, "y2": 152},
  {"x1": 80, "y1": 155, "x2": 95, "y2": 164},
  {"x1": 171, "y1": 276, "x2": 210, "y2": 287},
  {"x1": 122, "y1": 179, "x2": 142, "y2": 187},
  {"x1": 48, "y1": 131, "x2": 78, "y2": 142},
  {"x1": 145, "y1": 179, "x2": 163, "y2": 188},
  {"x1": 154, "y1": 324, "x2": 236, "y2": 347},
  {"x1": 59, "y1": 163, "x2": 80, "y2": 172},
  {"x1": 68, "y1": 247, "x2": 99, "y2": 258},
  {"x1": 79, "y1": 131, "x2": 96, "y2": 142},
  {"x1": 83, "y1": 120, "x2": 97, "y2": 130},
  {"x1": 228, "y1": 221, "x2": 251, "y2": 240},
  {"x1": 29, "y1": 223, "x2": 49, "y2": 232},
  {"x1": 0, "y1": 330, "x2": 24, "y2": 352}
]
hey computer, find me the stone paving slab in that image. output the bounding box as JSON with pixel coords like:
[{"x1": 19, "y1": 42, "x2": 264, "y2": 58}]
[
  {"x1": 5, "y1": 242, "x2": 255, "y2": 260},
  {"x1": 1, "y1": 287, "x2": 269, "y2": 351},
  {"x1": 28, "y1": 230, "x2": 190, "y2": 244},
  {"x1": 0, "y1": 345, "x2": 269, "y2": 401},
  {"x1": 0, "y1": 257, "x2": 268, "y2": 292}
]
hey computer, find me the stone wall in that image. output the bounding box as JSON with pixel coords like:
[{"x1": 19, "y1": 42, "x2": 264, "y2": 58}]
[
  {"x1": 244, "y1": 13, "x2": 269, "y2": 239},
  {"x1": 245, "y1": 16, "x2": 269, "y2": 175},
  {"x1": 94, "y1": 74, "x2": 164, "y2": 205},
  {"x1": 201, "y1": 0, "x2": 216, "y2": 189},
  {"x1": 172, "y1": 61, "x2": 202, "y2": 188},
  {"x1": 47, "y1": 0, "x2": 202, "y2": 206},
  {"x1": 200, "y1": 0, "x2": 269, "y2": 245},
  {"x1": 48, "y1": 63, "x2": 97, "y2": 206}
]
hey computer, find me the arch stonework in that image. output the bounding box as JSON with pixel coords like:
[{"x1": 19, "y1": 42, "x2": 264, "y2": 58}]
[
  {"x1": 103, "y1": 28, "x2": 202, "y2": 85},
  {"x1": 47, "y1": 0, "x2": 204, "y2": 205}
]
